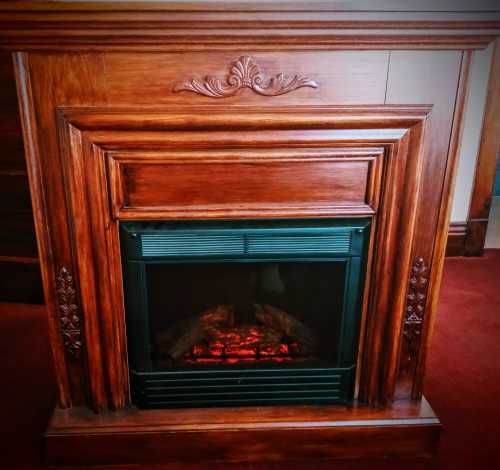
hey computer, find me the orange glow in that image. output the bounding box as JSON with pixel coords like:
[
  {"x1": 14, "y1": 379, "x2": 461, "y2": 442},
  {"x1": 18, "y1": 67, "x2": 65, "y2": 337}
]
[{"x1": 184, "y1": 325, "x2": 308, "y2": 364}]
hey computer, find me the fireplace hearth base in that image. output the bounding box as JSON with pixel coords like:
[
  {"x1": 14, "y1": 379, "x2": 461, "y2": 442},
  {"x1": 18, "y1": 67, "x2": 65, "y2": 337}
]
[{"x1": 45, "y1": 398, "x2": 440, "y2": 465}]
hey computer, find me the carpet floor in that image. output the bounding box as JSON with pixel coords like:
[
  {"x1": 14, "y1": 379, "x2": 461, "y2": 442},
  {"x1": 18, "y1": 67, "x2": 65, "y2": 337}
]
[{"x1": 1, "y1": 250, "x2": 499, "y2": 469}]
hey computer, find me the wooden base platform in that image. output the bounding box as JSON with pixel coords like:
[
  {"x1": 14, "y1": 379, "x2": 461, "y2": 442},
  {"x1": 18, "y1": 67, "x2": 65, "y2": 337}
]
[{"x1": 45, "y1": 397, "x2": 441, "y2": 465}]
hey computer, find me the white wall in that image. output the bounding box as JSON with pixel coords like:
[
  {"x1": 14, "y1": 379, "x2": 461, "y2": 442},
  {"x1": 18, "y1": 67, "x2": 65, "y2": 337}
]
[
  {"x1": 485, "y1": 197, "x2": 500, "y2": 248},
  {"x1": 450, "y1": 44, "x2": 493, "y2": 222}
]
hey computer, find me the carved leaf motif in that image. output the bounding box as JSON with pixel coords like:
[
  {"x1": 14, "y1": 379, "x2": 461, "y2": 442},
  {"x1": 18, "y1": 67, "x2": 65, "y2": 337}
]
[
  {"x1": 174, "y1": 56, "x2": 318, "y2": 98},
  {"x1": 57, "y1": 266, "x2": 82, "y2": 360}
]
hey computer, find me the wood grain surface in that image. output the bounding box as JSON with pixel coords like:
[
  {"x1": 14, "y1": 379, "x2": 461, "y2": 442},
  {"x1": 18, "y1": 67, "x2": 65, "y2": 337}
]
[{"x1": 7, "y1": 9, "x2": 495, "y2": 460}]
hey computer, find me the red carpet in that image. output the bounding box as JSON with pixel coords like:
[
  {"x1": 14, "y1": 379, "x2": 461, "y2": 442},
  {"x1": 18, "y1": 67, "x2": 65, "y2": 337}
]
[{"x1": 1, "y1": 251, "x2": 499, "y2": 469}]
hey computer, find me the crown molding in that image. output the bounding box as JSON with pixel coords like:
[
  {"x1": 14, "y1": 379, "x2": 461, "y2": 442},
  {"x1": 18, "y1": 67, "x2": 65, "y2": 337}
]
[{"x1": 0, "y1": 2, "x2": 499, "y2": 51}]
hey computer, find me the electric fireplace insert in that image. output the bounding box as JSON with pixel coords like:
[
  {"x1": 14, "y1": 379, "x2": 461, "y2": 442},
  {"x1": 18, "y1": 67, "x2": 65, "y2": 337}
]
[{"x1": 121, "y1": 219, "x2": 369, "y2": 408}]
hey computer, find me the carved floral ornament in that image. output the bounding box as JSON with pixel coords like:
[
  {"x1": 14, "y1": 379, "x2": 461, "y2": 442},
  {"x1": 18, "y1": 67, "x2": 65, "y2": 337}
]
[
  {"x1": 56, "y1": 266, "x2": 82, "y2": 359},
  {"x1": 174, "y1": 56, "x2": 318, "y2": 98},
  {"x1": 402, "y1": 257, "x2": 429, "y2": 364}
]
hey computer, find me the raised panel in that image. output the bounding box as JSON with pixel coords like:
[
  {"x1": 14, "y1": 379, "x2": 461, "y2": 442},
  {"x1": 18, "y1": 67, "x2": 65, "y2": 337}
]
[{"x1": 108, "y1": 149, "x2": 382, "y2": 219}]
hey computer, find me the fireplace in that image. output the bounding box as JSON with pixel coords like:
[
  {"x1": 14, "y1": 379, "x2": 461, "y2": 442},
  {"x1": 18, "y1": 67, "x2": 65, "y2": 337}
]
[
  {"x1": 9, "y1": 2, "x2": 480, "y2": 453},
  {"x1": 121, "y1": 219, "x2": 369, "y2": 408}
]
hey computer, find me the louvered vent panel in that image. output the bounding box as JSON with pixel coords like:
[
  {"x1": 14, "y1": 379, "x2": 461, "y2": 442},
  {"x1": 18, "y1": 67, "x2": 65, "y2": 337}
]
[
  {"x1": 132, "y1": 368, "x2": 353, "y2": 408},
  {"x1": 247, "y1": 233, "x2": 352, "y2": 255},
  {"x1": 141, "y1": 234, "x2": 245, "y2": 257},
  {"x1": 140, "y1": 232, "x2": 352, "y2": 257}
]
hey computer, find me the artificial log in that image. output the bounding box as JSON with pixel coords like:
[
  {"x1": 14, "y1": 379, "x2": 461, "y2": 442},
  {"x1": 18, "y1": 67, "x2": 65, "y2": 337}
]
[
  {"x1": 156, "y1": 304, "x2": 235, "y2": 361},
  {"x1": 254, "y1": 303, "x2": 318, "y2": 354},
  {"x1": 156, "y1": 316, "x2": 206, "y2": 362},
  {"x1": 190, "y1": 324, "x2": 285, "y2": 363},
  {"x1": 156, "y1": 303, "x2": 318, "y2": 364}
]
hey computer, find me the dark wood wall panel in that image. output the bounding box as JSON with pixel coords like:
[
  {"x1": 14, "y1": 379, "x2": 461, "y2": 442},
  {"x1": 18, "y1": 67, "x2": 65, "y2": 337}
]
[{"x1": 0, "y1": 52, "x2": 42, "y2": 303}]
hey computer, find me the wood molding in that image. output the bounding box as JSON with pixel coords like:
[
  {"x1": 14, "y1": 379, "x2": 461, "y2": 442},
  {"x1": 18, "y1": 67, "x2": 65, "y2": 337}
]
[
  {"x1": 106, "y1": 148, "x2": 382, "y2": 219},
  {"x1": 0, "y1": 3, "x2": 498, "y2": 51},
  {"x1": 54, "y1": 105, "x2": 430, "y2": 409},
  {"x1": 0, "y1": 255, "x2": 38, "y2": 264},
  {"x1": 465, "y1": 38, "x2": 500, "y2": 256},
  {"x1": 446, "y1": 221, "x2": 468, "y2": 256}
]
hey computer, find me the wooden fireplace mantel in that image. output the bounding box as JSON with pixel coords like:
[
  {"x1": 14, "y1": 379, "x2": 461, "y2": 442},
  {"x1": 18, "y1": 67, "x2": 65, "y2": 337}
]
[{"x1": 2, "y1": 1, "x2": 499, "y2": 465}]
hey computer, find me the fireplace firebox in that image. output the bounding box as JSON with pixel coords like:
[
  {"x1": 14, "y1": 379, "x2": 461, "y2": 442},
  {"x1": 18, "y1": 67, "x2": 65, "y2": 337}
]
[{"x1": 121, "y1": 219, "x2": 369, "y2": 408}]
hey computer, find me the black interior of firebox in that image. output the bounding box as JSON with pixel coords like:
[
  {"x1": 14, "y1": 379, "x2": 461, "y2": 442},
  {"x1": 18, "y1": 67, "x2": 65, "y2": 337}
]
[{"x1": 146, "y1": 261, "x2": 346, "y2": 368}]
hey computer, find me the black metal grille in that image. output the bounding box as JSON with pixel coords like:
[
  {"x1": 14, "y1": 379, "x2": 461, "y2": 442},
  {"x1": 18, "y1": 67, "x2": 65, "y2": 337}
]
[
  {"x1": 140, "y1": 232, "x2": 352, "y2": 258},
  {"x1": 132, "y1": 367, "x2": 354, "y2": 408},
  {"x1": 121, "y1": 219, "x2": 369, "y2": 409}
]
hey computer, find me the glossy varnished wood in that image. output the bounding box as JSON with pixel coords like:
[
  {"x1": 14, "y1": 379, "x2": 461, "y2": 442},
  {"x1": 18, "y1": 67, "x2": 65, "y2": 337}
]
[
  {"x1": 411, "y1": 52, "x2": 472, "y2": 400},
  {"x1": 386, "y1": 50, "x2": 468, "y2": 399},
  {"x1": 104, "y1": 52, "x2": 389, "y2": 105},
  {"x1": 0, "y1": 2, "x2": 498, "y2": 51},
  {"x1": 8, "y1": 5, "x2": 497, "y2": 462},
  {"x1": 109, "y1": 149, "x2": 381, "y2": 219},
  {"x1": 14, "y1": 47, "x2": 463, "y2": 410},
  {"x1": 45, "y1": 398, "x2": 440, "y2": 465},
  {"x1": 55, "y1": 105, "x2": 430, "y2": 409},
  {"x1": 14, "y1": 52, "x2": 108, "y2": 407}
]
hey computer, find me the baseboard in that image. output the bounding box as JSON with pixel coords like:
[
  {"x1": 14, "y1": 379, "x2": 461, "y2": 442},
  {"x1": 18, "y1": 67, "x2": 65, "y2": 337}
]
[{"x1": 446, "y1": 222, "x2": 468, "y2": 257}]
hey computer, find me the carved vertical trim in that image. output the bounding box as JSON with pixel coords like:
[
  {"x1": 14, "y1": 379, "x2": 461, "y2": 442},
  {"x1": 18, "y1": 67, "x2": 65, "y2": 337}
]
[
  {"x1": 401, "y1": 258, "x2": 428, "y2": 377},
  {"x1": 57, "y1": 266, "x2": 82, "y2": 359}
]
